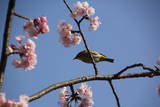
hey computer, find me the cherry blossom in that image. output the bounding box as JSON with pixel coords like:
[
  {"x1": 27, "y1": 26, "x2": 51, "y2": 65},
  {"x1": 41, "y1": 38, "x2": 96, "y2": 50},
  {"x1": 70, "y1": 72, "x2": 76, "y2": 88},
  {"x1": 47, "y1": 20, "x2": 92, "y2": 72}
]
[
  {"x1": 58, "y1": 21, "x2": 82, "y2": 47},
  {"x1": 24, "y1": 16, "x2": 49, "y2": 38},
  {"x1": 9, "y1": 37, "x2": 37, "y2": 70},
  {"x1": 72, "y1": 1, "x2": 95, "y2": 18},
  {"x1": 58, "y1": 83, "x2": 93, "y2": 107},
  {"x1": 59, "y1": 87, "x2": 69, "y2": 107},
  {"x1": 89, "y1": 16, "x2": 101, "y2": 31},
  {"x1": 0, "y1": 93, "x2": 29, "y2": 107}
]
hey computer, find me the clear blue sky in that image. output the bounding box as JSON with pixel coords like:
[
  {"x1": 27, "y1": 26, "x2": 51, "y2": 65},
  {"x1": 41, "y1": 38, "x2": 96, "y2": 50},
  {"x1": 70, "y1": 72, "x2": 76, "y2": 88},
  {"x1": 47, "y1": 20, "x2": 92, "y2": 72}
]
[{"x1": 0, "y1": 0, "x2": 160, "y2": 107}]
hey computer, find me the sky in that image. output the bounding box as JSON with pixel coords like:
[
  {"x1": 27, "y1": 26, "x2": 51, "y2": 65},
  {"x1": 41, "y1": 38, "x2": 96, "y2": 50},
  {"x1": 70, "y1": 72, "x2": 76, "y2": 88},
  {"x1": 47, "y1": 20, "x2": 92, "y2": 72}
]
[{"x1": 0, "y1": 0, "x2": 160, "y2": 107}]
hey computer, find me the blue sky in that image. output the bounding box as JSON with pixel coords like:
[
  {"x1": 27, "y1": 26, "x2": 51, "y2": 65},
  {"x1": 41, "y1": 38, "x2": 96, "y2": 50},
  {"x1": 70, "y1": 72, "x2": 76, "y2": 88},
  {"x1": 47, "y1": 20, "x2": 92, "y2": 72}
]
[{"x1": 0, "y1": 0, "x2": 160, "y2": 107}]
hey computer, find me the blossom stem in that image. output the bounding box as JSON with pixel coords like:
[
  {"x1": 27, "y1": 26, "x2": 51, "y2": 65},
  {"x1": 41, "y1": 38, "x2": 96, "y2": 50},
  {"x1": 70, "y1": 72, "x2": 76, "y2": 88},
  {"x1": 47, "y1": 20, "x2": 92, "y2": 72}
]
[
  {"x1": 0, "y1": 0, "x2": 16, "y2": 91},
  {"x1": 14, "y1": 12, "x2": 30, "y2": 20}
]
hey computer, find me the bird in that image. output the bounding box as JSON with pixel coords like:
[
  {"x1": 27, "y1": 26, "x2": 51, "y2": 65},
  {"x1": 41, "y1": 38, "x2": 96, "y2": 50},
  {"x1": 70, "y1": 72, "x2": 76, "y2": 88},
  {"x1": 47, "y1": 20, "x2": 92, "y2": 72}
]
[{"x1": 73, "y1": 50, "x2": 114, "y2": 63}]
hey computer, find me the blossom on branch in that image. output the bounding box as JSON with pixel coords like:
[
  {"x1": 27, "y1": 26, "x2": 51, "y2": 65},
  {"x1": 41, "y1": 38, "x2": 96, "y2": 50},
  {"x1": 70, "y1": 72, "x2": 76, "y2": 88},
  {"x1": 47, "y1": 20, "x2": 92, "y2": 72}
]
[
  {"x1": 57, "y1": 21, "x2": 82, "y2": 47},
  {"x1": 59, "y1": 87, "x2": 69, "y2": 107},
  {"x1": 24, "y1": 16, "x2": 49, "y2": 38},
  {"x1": 0, "y1": 93, "x2": 29, "y2": 107},
  {"x1": 89, "y1": 16, "x2": 101, "y2": 31},
  {"x1": 9, "y1": 36, "x2": 37, "y2": 70},
  {"x1": 58, "y1": 83, "x2": 93, "y2": 107},
  {"x1": 77, "y1": 83, "x2": 94, "y2": 107},
  {"x1": 71, "y1": 1, "x2": 95, "y2": 18}
]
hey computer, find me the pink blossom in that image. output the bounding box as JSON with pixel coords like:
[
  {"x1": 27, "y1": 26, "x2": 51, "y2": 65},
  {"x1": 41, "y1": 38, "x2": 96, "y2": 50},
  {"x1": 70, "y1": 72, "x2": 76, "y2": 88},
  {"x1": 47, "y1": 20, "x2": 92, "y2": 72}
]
[
  {"x1": 41, "y1": 16, "x2": 47, "y2": 23},
  {"x1": 79, "y1": 97, "x2": 94, "y2": 107},
  {"x1": 16, "y1": 36, "x2": 25, "y2": 42},
  {"x1": 34, "y1": 17, "x2": 41, "y2": 24},
  {"x1": 72, "y1": 1, "x2": 95, "y2": 18},
  {"x1": 77, "y1": 83, "x2": 92, "y2": 97},
  {"x1": 24, "y1": 20, "x2": 39, "y2": 38},
  {"x1": 60, "y1": 35, "x2": 73, "y2": 47},
  {"x1": 89, "y1": 16, "x2": 101, "y2": 31},
  {"x1": 58, "y1": 21, "x2": 72, "y2": 37},
  {"x1": 39, "y1": 23, "x2": 50, "y2": 34},
  {"x1": 0, "y1": 93, "x2": 29, "y2": 107},
  {"x1": 77, "y1": 83, "x2": 93, "y2": 107},
  {"x1": 59, "y1": 87, "x2": 69, "y2": 107},
  {"x1": 72, "y1": 35, "x2": 82, "y2": 45},
  {"x1": 12, "y1": 39, "x2": 37, "y2": 70},
  {"x1": 58, "y1": 21, "x2": 82, "y2": 47},
  {"x1": 71, "y1": 11, "x2": 78, "y2": 19},
  {"x1": 156, "y1": 57, "x2": 160, "y2": 65},
  {"x1": 24, "y1": 16, "x2": 49, "y2": 38}
]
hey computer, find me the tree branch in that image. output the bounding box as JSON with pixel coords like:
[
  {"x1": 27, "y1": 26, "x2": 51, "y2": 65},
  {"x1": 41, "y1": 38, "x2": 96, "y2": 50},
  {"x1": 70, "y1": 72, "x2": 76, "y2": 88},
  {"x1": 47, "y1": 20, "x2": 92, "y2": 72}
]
[
  {"x1": 108, "y1": 80, "x2": 120, "y2": 107},
  {"x1": 114, "y1": 63, "x2": 155, "y2": 77},
  {"x1": 28, "y1": 70, "x2": 160, "y2": 102},
  {"x1": 13, "y1": 12, "x2": 30, "y2": 20},
  {"x1": 0, "y1": 0, "x2": 16, "y2": 91}
]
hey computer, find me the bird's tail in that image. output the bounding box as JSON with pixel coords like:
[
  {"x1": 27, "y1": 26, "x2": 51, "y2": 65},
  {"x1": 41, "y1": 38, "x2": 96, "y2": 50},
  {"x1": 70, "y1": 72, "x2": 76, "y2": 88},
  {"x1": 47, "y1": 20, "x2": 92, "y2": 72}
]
[{"x1": 102, "y1": 58, "x2": 114, "y2": 63}]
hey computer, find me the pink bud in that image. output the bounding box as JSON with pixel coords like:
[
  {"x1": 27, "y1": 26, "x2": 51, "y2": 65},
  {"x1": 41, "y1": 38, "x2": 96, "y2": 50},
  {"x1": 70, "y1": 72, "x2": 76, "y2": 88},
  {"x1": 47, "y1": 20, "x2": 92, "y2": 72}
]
[
  {"x1": 34, "y1": 17, "x2": 41, "y2": 24},
  {"x1": 41, "y1": 16, "x2": 47, "y2": 23},
  {"x1": 39, "y1": 23, "x2": 50, "y2": 33},
  {"x1": 16, "y1": 36, "x2": 25, "y2": 42}
]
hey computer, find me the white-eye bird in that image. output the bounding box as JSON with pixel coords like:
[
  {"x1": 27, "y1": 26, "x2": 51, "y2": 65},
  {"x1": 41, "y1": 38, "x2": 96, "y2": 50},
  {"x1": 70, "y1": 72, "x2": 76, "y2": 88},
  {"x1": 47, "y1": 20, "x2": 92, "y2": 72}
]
[{"x1": 74, "y1": 50, "x2": 114, "y2": 63}]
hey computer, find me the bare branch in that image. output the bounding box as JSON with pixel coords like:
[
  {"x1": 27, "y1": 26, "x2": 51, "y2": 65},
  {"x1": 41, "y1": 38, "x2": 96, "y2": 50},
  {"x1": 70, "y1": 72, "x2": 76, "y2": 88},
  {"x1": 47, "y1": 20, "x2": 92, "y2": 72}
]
[
  {"x1": 29, "y1": 70, "x2": 160, "y2": 102},
  {"x1": 14, "y1": 12, "x2": 30, "y2": 20},
  {"x1": 108, "y1": 80, "x2": 120, "y2": 107},
  {"x1": 114, "y1": 63, "x2": 155, "y2": 77},
  {"x1": 0, "y1": 0, "x2": 16, "y2": 91}
]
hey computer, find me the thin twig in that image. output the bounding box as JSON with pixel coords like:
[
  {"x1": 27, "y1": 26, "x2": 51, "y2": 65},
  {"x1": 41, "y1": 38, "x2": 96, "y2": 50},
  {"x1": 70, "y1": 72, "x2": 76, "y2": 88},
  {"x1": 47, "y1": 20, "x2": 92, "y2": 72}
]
[
  {"x1": 63, "y1": 0, "x2": 99, "y2": 75},
  {"x1": 13, "y1": 12, "x2": 30, "y2": 20},
  {"x1": 78, "y1": 16, "x2": 87, "y2": 24},
  {"x1": 29, "y1": 70, "x2": 160, "y2": 102},
  {"x1": 0, "y1": 0, "x2": 16, "y2": 91},
  {"x1": 108, "y1": 80, "x2": 120, "y2": 107},
  {"x1": 114, "y1": 63, "x2": 155, "y2": 77},
  {"x1": 7, "y1": 51, "x2": 20, "y2": 56},
  {"x1": 69, "y1": 85, "x2": 75, "y2": 96}
]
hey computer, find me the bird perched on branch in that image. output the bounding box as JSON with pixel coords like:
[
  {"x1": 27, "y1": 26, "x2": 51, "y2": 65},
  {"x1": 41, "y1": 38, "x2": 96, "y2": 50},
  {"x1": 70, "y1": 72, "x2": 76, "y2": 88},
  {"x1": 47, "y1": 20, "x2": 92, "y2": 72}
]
[{"x1": 74, "y1": 50, "x2": 114, "y2": 63}]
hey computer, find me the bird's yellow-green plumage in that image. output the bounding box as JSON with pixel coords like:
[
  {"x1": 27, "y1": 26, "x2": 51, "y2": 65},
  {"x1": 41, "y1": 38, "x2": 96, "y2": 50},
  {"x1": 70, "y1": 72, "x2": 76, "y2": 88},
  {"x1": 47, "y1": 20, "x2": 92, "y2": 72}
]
[{"x1": 74, "y1": 50, "x2": 114, "y2": 63}]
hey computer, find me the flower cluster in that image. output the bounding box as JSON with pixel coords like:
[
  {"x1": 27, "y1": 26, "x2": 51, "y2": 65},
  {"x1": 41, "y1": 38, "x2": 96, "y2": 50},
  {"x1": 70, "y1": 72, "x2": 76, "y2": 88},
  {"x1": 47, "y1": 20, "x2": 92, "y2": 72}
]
[
  {"x1": 58, "y1": 83, "x2": 94, "y2": 107},
  {"x1": 24, "y1": 16, "x2": 49, "y2": 38},
  {"x1": 0, "y1": 93, "x2": 29, "y2": 107},
  {"x1": 58, "y1": 21, "x2": 82, "y2": 47},
  {"x1": 89, "y1": 16, "x2": 101, "y2": 31},
  {"x1": 72, "y1": 1, "x2": 95, "y2": 18},
  {"x1": 77, "y1": 83, "x2": 94, "y2": 107},
  {"x1": 8, "y1": 36, "x2": 37, "y2": 70},
  {"x1": 59, "y1": 87, "x2": 69, "y2": 107},
  {"x1": 71, "y1": 1, "x2": 101, "y2": 31}
]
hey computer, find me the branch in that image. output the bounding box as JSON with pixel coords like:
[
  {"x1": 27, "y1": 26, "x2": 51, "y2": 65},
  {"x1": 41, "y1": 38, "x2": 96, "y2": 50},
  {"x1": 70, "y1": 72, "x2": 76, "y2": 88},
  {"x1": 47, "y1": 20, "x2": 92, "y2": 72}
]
[
  {"x1": 0, "y1": 0, "x2": 16, "y2": 91},
  {"x1": 28, "y1": 71, "x2": 160, "y2": 102},
  {"x1": 13, "y1": 12, "x2": 30, "y2": 20},
  {"x1": 114, "y1": 63, "x2": 155, "y2": 77},
  {"x1": 108, "y1": 80, "x2": 120, "y2": 107},
  {"x1": 63, "y1": 0, "x2": 99, "y2": 75}
]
